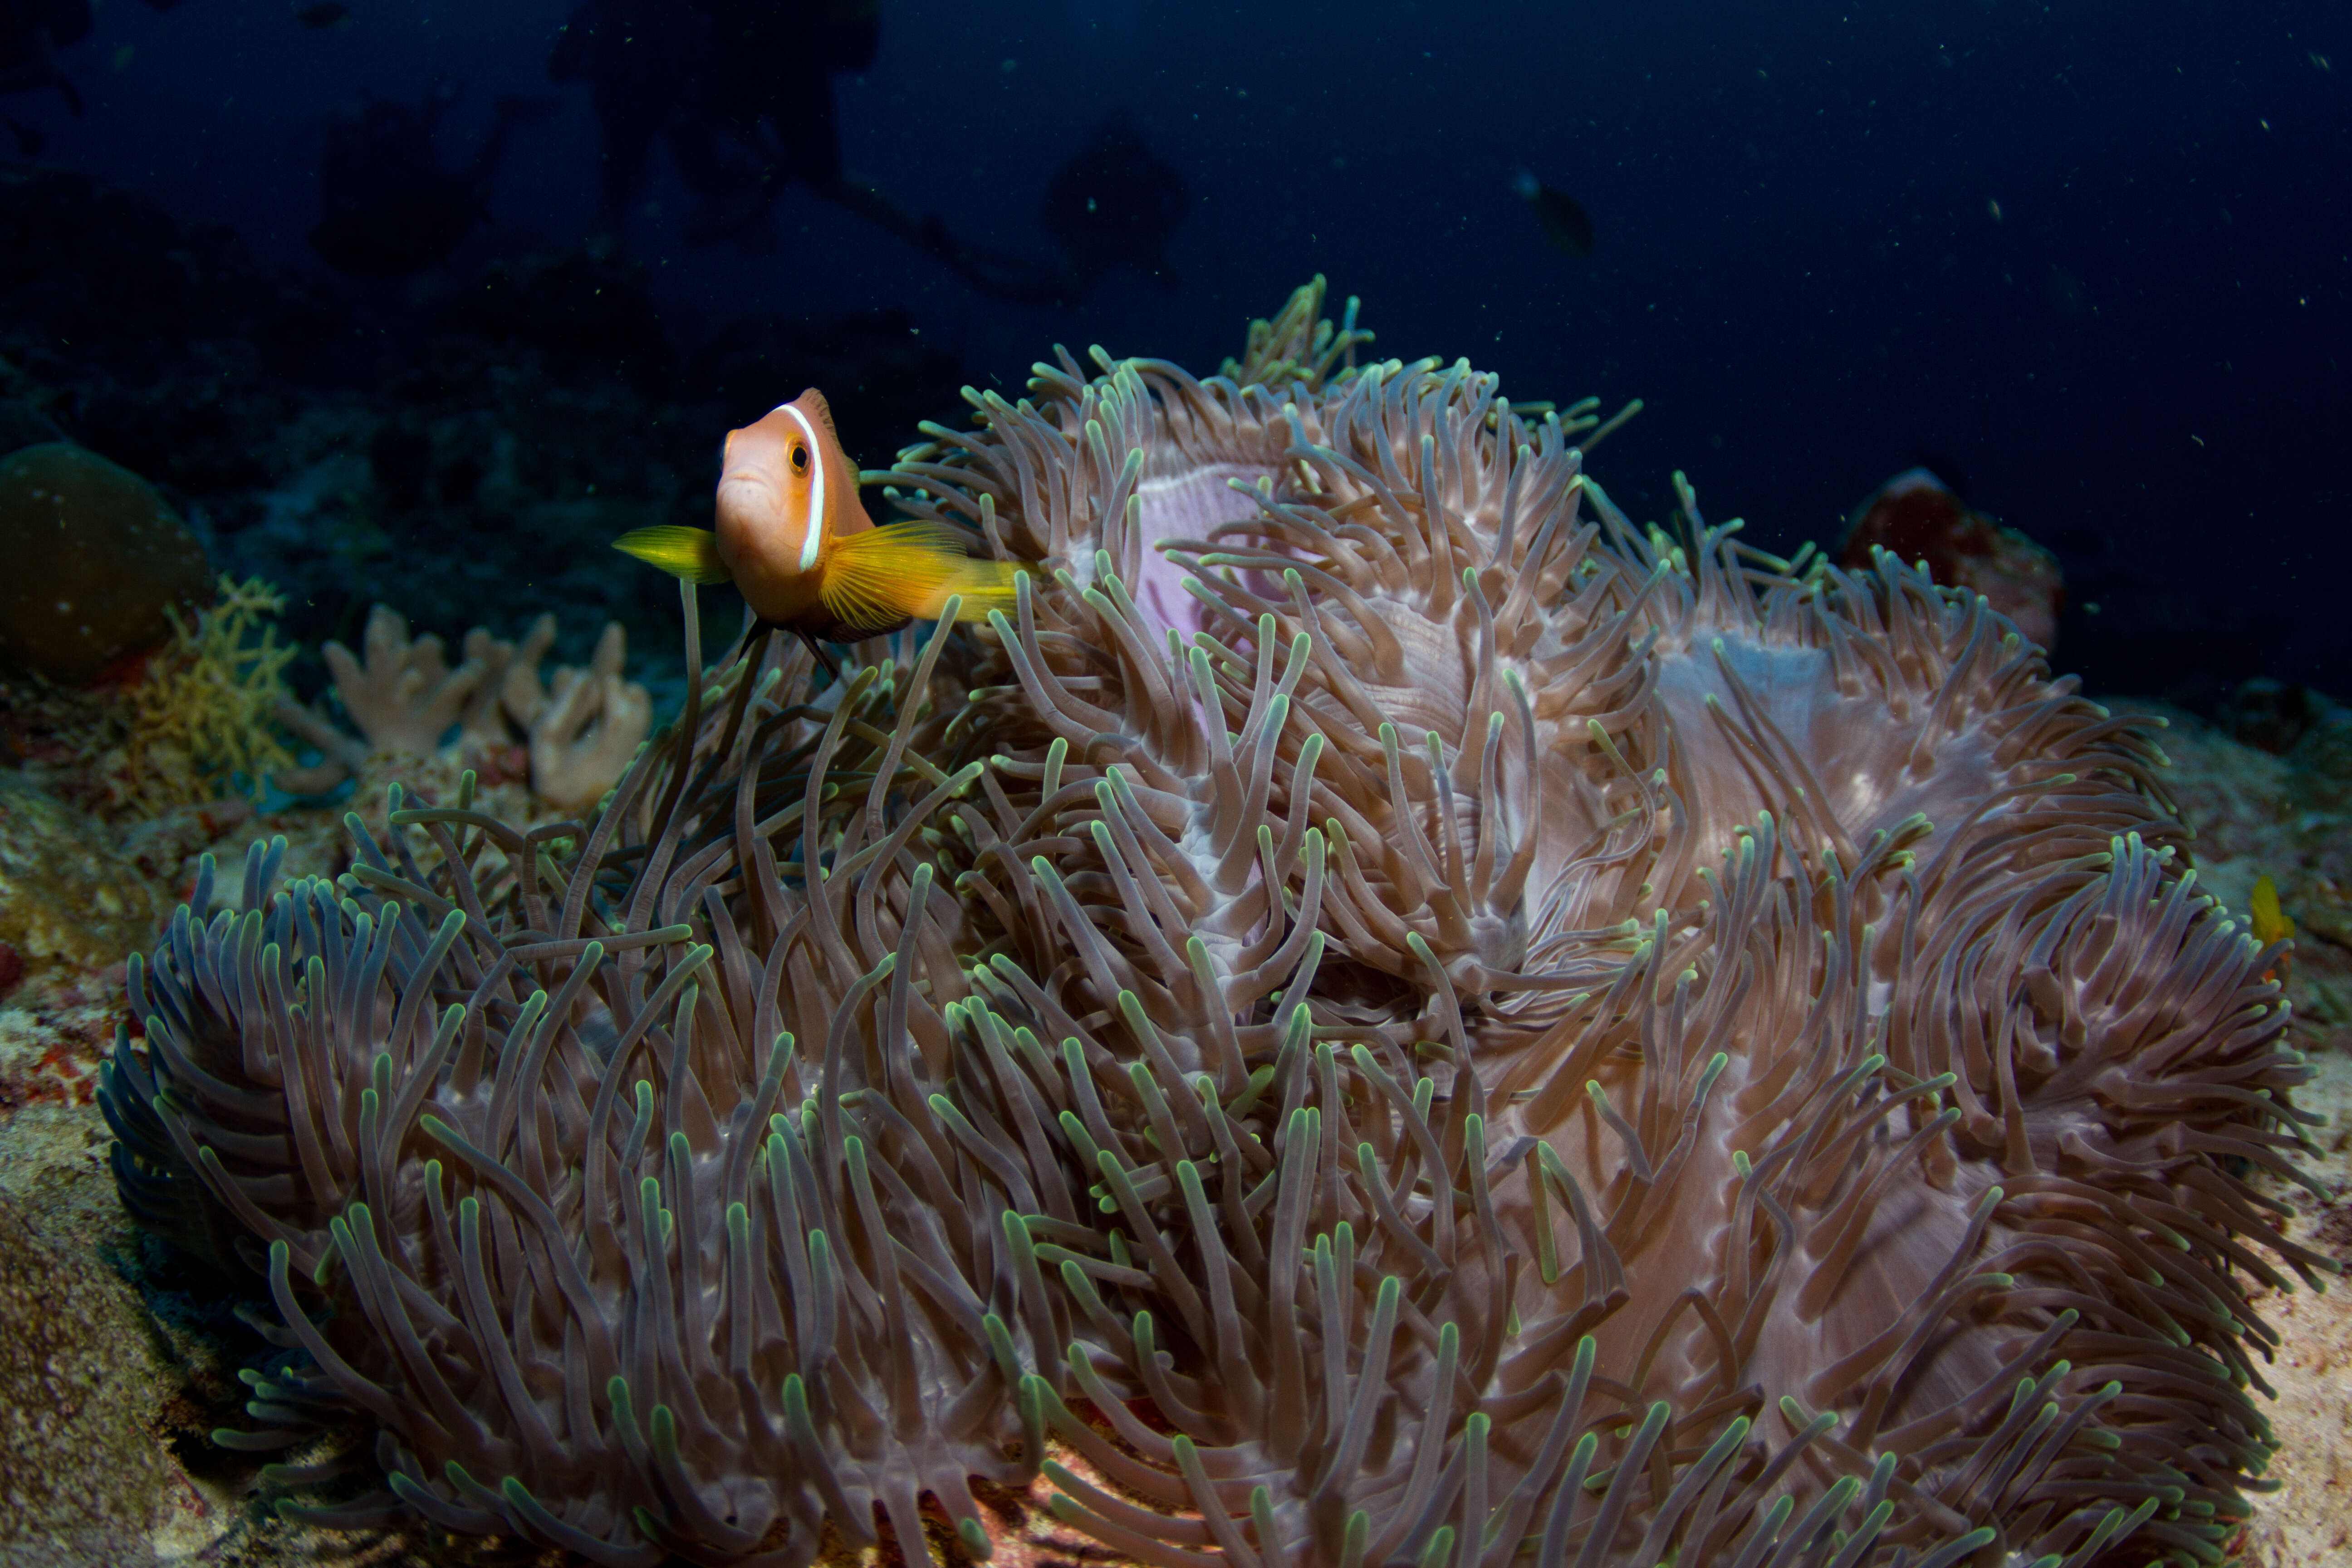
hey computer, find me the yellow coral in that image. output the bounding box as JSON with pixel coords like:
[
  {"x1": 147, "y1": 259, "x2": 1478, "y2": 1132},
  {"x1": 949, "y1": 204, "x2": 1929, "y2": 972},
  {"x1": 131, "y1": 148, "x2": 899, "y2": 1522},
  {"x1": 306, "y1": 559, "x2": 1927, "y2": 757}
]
[{"x1": 104, "y1": 574, "x2": 297, "y2": 813}]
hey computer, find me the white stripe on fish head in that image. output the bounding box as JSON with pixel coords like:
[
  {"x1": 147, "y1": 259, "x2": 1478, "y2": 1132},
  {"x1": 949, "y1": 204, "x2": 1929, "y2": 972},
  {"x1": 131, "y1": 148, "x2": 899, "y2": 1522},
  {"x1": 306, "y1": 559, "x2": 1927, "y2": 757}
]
[{"x1": 780, "y1": 402, "x2": 826, "y2": 574}]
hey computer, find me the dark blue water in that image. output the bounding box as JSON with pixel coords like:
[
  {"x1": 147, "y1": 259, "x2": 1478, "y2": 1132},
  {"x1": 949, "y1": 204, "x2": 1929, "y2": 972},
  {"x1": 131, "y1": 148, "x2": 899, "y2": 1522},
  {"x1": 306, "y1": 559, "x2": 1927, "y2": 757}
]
[{"x1": 10, "y1": 0, "x2": 2347, "y2": 702}]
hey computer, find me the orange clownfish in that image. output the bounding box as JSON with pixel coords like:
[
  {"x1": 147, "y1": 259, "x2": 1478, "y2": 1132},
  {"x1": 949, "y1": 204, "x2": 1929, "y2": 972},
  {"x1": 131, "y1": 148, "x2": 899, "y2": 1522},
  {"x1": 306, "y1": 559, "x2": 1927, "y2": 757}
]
[{"x1": 613, "y1": 388, "x2": 1019, "y2": 658}]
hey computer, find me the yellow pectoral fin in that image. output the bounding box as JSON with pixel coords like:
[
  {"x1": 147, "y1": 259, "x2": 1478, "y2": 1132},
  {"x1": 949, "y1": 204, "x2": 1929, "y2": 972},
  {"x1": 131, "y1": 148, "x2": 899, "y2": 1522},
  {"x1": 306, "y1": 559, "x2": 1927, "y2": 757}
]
[
  {"x1": 613, "y1": 525, "x2": 732, "y2": 585},
  {"x1": 819, "y1": 523, "x2": 1024, "y2": 635}
]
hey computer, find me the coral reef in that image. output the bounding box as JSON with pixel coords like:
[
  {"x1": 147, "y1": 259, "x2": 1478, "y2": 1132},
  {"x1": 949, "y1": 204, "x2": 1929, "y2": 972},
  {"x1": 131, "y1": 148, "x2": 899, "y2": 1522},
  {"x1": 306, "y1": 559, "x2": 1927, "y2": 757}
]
[
  {"x1": 2, "y1": 573, "x2": 297, "y2": 823},
  {"x1": 0, "y1": 441, "x2": 214, "y2": 685},
  {"x1": 2215, "y1": 679, "x2": 2343, "y2": 760},
  {"x1": 105, "y1": 575, "x2": 299, "y2": 814},
  {"x1": 1839, "y1": 467, "x2": 2063, "y2": 652},
  {"x1": 510, "y1": 619, "x2": 655, "y2": 811},
  {"x1": 101, "y1": 283, "x2": 2324, "y2": 1568},
  {"x1": 2230, "y1": 1049, "x2": 2352, "y2": 1567},
  {"x1": 0, "y1": 769, "x2": 168, "y2": 975},
  {"x1": 2120, "y1": 692, "x2": 2352, "y2": 1041},
  {"x1": 275, "y1": 603, "x2": 651, "y2": 811}
]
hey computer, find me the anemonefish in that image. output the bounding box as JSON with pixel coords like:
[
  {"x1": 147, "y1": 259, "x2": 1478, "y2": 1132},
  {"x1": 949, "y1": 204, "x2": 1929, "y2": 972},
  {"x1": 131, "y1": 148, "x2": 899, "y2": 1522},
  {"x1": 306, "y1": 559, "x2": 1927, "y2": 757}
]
[
  {"x1": 613, "y1": 388, "x2": 1020, "y2": 657},
  {"x1": 2251, "y1": 873, "x2": 2294, "y2": 983}
]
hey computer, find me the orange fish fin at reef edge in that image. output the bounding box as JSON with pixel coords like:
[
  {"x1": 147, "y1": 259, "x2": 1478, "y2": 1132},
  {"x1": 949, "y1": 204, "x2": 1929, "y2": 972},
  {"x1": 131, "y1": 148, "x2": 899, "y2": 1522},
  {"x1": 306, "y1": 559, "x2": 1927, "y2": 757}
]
[
  {"x1": 818, "y1": 523, "x2": 1022, "y2": 637},
  {"x1": 613, "y1": 525, "x2": 732, "y2": 585}
]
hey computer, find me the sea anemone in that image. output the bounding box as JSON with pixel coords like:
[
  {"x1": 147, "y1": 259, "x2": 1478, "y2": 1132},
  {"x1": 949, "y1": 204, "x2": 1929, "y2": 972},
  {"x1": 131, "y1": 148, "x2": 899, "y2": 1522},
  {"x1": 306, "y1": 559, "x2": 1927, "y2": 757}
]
[{"x1": 105, "y1": 281, "x2": 2323, "y2": 1568}]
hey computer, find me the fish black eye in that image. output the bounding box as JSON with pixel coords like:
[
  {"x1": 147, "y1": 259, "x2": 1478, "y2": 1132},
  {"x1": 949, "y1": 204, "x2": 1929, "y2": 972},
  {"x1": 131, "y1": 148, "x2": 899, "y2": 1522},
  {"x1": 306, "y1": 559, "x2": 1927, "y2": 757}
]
[{"x1": 791, "y1": 446, "x2": 810, "y2": 474}]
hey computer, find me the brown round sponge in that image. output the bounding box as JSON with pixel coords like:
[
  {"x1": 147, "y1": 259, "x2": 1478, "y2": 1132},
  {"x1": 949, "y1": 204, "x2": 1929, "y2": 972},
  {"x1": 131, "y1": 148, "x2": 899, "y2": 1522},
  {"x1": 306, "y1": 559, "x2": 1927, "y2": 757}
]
[{"x1": 0, "y1": 442, "x2": 211, "y2": 686}]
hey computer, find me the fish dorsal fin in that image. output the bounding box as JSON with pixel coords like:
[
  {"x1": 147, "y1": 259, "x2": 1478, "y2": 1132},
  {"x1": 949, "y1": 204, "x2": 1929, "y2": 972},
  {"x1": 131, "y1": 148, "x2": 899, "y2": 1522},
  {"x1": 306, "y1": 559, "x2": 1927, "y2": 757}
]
[
  {"x1": 799, "y1": 388, "x2": 838, "y2": 440},
  {"x1": 799, "y1": 387, "x2": 875, "y2": 542}
]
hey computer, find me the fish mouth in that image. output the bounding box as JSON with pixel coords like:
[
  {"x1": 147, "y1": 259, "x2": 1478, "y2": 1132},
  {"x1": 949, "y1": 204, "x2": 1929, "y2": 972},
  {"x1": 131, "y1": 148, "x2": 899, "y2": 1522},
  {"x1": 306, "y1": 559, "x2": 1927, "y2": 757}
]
[
  {"x1": 716, "y1": 472, "x2": 783, "y2": 531},
  {"x1": 715, "y1": 472, "x2": 797, "y2": 570}
]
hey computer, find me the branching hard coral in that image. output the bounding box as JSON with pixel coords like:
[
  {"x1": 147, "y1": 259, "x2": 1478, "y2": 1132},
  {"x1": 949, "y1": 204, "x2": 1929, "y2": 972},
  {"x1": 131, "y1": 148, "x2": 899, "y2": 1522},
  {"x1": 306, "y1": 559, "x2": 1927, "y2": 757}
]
[
  {"x1": 106, "y1": 282, "x2": 2324, "y2": 1568},
  {"x1": 274, "y1": 604, "x2": 487, "y2": 793},
  {"x1": 457, "y1": 625, "x2": 523, "y2": 751},
  {"x1": 510, "y1": 620, "x2": 654, "y2": 811}
]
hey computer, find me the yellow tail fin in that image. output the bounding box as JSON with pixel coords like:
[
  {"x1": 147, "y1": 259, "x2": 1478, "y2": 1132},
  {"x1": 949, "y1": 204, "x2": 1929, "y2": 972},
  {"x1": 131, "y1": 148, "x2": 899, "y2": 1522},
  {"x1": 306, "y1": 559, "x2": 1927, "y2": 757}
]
[
  {"x1": 613, "y1": 525, "x2": 732, "y2": 585},
  {"x1": 819, "y1": 522, "x2": 1024, "y2": 637}
]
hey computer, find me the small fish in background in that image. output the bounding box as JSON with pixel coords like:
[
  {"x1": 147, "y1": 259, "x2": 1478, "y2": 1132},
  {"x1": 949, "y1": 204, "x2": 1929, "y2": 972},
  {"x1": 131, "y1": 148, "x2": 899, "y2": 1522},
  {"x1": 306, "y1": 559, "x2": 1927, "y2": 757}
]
[
  {"x1": 2250, "y1": 873, "x2": 2294, "y2": 983},
  {"x1": 307, "y1": 85, "x2": 552, "y2": 277},
  {"x1": 1514, "y1": 169, "x2": 1596, "y2": 258},
  {"x1": 1040, "y1": 114, "x2": 1189, "y2": 296},
  {"x1": 614, "y1": 389, "x2": 1021, "y2": 673},
  {"x1": 293, "y1": 3, "x2": 353, "y2": 30}
]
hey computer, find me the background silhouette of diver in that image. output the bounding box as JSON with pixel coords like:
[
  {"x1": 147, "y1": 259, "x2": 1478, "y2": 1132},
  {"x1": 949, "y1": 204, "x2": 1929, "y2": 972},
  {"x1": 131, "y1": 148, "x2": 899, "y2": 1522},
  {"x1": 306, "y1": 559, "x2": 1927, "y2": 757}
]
[
  {"x1": 308, "y1": 82, "x2": 553, "y2": 277},
  {"x1": 548, "y1": 0, "x2": 1072, "y2": 303},
  {"x1": 0, "y1": 0, "x2": 185, "y2": 154}
]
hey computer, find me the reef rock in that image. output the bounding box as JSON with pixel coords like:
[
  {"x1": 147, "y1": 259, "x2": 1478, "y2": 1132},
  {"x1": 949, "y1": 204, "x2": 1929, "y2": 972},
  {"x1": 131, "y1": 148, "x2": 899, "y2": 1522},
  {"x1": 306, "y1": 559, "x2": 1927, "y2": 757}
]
[
  {"x1": 0, "y1": 397, "x2": 66, "y2": 458},
  {"x1": 0, "y1": 444, "x2": 211, "y2": 686},
  {"x1": 1840, "y1": 466, "x2": 2063, "y2": 650},
  {"x1": 0, "y1": 1186, "x2": 175, "y2": 1560},
  {"x1": 0, "y1": 770, "x2": 168, "y2": 972}
]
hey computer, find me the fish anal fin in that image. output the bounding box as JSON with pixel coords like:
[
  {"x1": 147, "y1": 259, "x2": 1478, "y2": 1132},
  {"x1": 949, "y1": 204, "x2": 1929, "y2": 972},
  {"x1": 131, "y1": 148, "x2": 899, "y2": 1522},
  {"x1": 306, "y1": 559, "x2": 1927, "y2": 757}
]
[{"x1": 613, "y1": 525, "x2": 732, "y2": 585}]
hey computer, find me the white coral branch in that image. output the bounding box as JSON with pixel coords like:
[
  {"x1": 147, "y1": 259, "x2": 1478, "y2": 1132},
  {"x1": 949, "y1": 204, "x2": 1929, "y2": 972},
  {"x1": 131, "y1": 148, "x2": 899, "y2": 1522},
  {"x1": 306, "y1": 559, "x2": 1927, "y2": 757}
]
[
  {"x1": 500, "y1": 614, "x2": 560, "y2": 730},
  {"x1": 322, "y1": 605, "x2": 486, "y2": 755},
  {"x1": 456, "y1": 627, "x2": 517, "y2": 747},
  {"x1": 526, "y1": 622, "x2": 651, "y2": 811}
]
